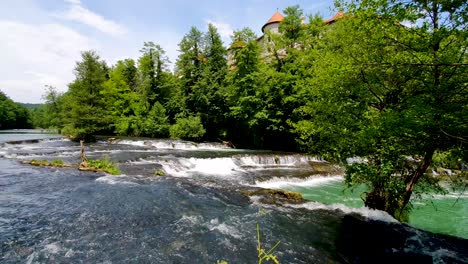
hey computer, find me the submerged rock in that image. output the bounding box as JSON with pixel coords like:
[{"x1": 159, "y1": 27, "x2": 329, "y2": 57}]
[{"x1": 241, "y1": 188, "x2": 304, "y2": 205}]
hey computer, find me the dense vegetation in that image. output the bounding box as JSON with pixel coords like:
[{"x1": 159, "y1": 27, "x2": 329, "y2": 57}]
[
  {"x1": 0, "y1": 91, "x2": 33, "y2": 129},
  {"x1": 25, "y1": 0, "x2": 468, "y2": 220}
]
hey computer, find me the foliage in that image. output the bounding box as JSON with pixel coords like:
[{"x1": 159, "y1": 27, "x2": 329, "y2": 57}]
[
  {"x1": 169, "y1": 116, "x2": 206, "y2": 141},
  {"x1": 62, "y1": 51, "x2": 110, "y2": 141},
  {"x1": 141, "y1": 102, "x2": 170, "y2": 138},
  {"x1": 292, "y1": 0, "x2": 468, "y2": 219},
  {"x1": 138, "y1": 42, "x2": 171, "y2": 106},
  {"x1": 432, "y1": 150, "x2": 463, "y2": 170},
  {"x1": 0, "y1": 90, "x2": 33, "y2": 129},
  {"x1": 87, "y1": 157, "x2": 121, "y2": 175},
  {"x1": 27, "y1": 159, "x2": 67, "y2": 166},
  {"x1": 231, "y1": 27, "x2": 257, "y2": 43}
]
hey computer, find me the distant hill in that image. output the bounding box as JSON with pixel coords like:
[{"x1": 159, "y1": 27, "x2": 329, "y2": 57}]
[{"x1": 19, "y1": 103, "x2": 44, "y2": 109}]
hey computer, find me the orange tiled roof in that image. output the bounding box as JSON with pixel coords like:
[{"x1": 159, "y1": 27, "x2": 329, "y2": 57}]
[
  {"x1": 324, "y1": 11, "x2": 344, "y2": 24},
  {"x1": 262, "y1": 11, "x2": 284, "y2": 32}
]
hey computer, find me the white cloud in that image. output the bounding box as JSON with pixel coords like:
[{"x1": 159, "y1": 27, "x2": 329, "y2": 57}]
[
  {"x1": 0, "y1": 20, "x2": 93, "y2": 103},
  {"x1": 55, "y1": 1, "x2": 127, "y2": 36},
  {"x1": 64, "y1": 0, "x2": 81, "y2": 5},
  {"x1": 205, "y1": 19, "x2": 234, "y2": 45}
]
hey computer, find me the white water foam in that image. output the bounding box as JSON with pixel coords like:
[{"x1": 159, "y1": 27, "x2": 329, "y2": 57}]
[
  {"x1": 406, "y1": 230, "x2": 464, "y2": 263},
  {"x1": 114, "y1": 139, "x2": 231, "y2": 150},
  {"x1": 288, "y1": 202, "x2": 398, "y2": 223},
  {"x1": 44, "y1": 243, "x2": 61, "y2": 254},
  {"x1": 160, "y1": 157, "x2": 245, "y2": 177},
  {"x1": 254, "y1": 175, "x2": 343, "y2": 189},
  {"x1": 175, "y1": 214, "x2": 204, "y2": 226},
  {"x1": 131, "y1": 154, "x2": 328, "y2": 180},
  {"x1": 207, "y1": 218, "x2": 242, "y2": 239},
  {"x1": 425, "y1": 192, "x2": 468, "y2": 200},
  {"x1": 115, "y1": 139, "x2": 147, "y2": 147},
  {"x1": 238, "y1": 155, "x2": 323, "y2": 166},
  {"x1": 95, "y1": 175, "x2": 139, "y2": 185}
]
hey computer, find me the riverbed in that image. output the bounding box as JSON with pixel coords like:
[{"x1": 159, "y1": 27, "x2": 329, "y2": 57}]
[{"x1": 1, "y1": 132, "x2": 467, "y2": 263}]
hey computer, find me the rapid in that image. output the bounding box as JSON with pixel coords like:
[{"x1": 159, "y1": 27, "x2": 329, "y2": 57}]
[{"x1": 1, "y1": 132, "x2": 467, "y2": 263}]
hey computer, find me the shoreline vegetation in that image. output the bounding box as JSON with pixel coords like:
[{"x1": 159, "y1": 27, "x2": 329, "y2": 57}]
[
  {"x1": 22, "y1": 140, "x2": 121, "y2": 175},
  {"x1": 3, "y1": 1, "x2": 467, "y2": 221},
  {"x1": 22, "y1": 158, "x2": 121, "y2": 175}
]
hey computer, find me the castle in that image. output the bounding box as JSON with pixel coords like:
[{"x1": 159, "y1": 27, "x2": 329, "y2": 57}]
[{"x1": 228, "y1": 11, "x2": 344, "y2": 68}]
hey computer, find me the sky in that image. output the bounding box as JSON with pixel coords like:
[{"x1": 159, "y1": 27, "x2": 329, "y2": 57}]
[{"x1": 0, "y1": 0, "x2": 336, "y2": 103}]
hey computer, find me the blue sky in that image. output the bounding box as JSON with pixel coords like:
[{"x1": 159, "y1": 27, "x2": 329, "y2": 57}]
[{"x1": 0, "y1": 0, "x2": 336, "y2": 103}]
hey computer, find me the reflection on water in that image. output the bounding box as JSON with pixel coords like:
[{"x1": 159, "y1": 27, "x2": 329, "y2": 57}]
[{"x1": 1, "y1": 133, "x2": 467, "y2": 263}]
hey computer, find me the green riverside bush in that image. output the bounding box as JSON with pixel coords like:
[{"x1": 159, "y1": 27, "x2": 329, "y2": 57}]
[{"x1": 169, "y1": 116, "x2": 206, "y2": 141}]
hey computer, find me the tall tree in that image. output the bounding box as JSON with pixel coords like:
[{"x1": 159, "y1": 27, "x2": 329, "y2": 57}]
[
  {"x1": 194, "y1": 24, "x2": 228, "y2": 139},
  {"x1": 279, "y1": 5, "x2": 305, "y2": 46},
  {"x1": 294, "y1": 0, "x2": 468, "y2": 220},
  {"x1": 62, "y1": 51, "x2": 109, "y2": 141},
  {"x1": 176, "y1": 27, "x2": 205, "y2": 112},
  {"x1": 101, "y1": 60, "x2": 141, "y2": 133},
  {"x1": 226, "y1": 35, "x2": 264, "y2": 147},
  {"x1": 41, "y1": 85, "x2": 65, "y2": 130},
  {"x1": 230, "y1": 27, "x2": 257, "y2": 44},
  {"x1": 137, "y1": 42, "x2": 170, "y2": 106}
]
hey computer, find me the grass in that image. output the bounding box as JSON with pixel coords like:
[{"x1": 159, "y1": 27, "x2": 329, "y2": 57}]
[
  {"x1": 24, "y1": 158, "x2": 120, "y2": 175},
  {"x1": 26, "y1": 159, "x2": 71, "y2": 167},
  {"x1": 86, "y1": 158, "x2": 121, "y2": 175},
  {"x1": 152, "y1": 170, "x2": 165, "y2": 176},
  {"x1": 257, "y1": 223, "x2": 280, "y2": 264},
  {"x1": 216, "y1": 224, "x2": 281, "y2": 264}
]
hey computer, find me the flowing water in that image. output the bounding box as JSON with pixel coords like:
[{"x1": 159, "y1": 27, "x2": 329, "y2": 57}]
[
  {"x1": 272, "y1": 179, "x2": 468, "y2": 239},
  {"x1": 0, "y1": 132, "x2": 467, "y2": 263}
]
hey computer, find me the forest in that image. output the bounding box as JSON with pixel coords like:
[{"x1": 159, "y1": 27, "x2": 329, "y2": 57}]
[
  {"x1": 0, "y1": 91, "x2": 33, "y2": 129},
  {"x1": 2, "y1": 0, "x2": 467, "y2": 220}
]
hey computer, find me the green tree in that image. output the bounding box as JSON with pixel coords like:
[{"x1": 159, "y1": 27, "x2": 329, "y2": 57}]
[
  {"x1": 169, "y1": 115, "x2": 206, "y2": 141},
  {"x1": 176, "y1": 27, "x2": 205, "y2": 112},
  {"x1": 41, "y1": 85, "x2": 64, "y2": 130},
  {"x1": 241, "y1": 6, "x2": 317, "y2": 150},
  {"x1": 62, "y1": 51, "x2": 109, "y2": 141},
  {"x1": 0, "y1": 90, "x2": 33, "y2": 129},
  {"x1": 294, "y1": 0, "x2": 468, "y2": 220},
  {"x1": 141, "y1": 101, "x2": 170, "y2": 138},
  {"x1": 226, "y1": 36, "x2": 265, "y2": 147},
  {"x1": 101, "y1": 60, "x2": 141, "y2": 133},
  {"x1": 230, "y1": 27, "x2": 257, "y2": 44},
  {"x1": 279, "y1": 5, "x2": 305, "y2": 46},
  {"x1": 137, "y1": 42, "x2": 171, "y2": 106},
  {"x1": 194, "y1": 24, "x2": 228, "y2": 139},
  {"x1": 118, "y1": 59, "x2": 138, "y2": 91}
]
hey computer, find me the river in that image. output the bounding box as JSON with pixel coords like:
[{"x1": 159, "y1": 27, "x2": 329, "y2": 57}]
[{"x1": 0, "y1": 131, "x2": 467, "y2": 263}]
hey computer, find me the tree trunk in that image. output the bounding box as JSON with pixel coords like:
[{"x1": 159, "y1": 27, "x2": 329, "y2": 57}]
[
  {"x1": 79, "y1": 140, "x2": 88, "y2": 168},
  {"x1": 400, "y1": 148, "x2": 435, "y2": 211}
]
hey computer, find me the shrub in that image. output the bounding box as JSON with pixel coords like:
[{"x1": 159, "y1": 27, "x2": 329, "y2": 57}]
[
  {"x1": 62, "y1": 124, "x2": 96, "y2": 142},
  {"x1": 169, "y1": 116, "x2": 206, "y2": 141},
  {"x1": 87, "y1": 157, "x2": 121, "y2": 175},
  {"x1": 142, "y1": 102, "x2": 170, "y2": 138},
  {"x1": 432, "y1": 150, "x2": 461, "y2": 169}
]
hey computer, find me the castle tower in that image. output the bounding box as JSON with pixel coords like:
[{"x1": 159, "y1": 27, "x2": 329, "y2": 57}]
[{"x1": 261, "y1": 11, "x2": 284, "y2": 34}]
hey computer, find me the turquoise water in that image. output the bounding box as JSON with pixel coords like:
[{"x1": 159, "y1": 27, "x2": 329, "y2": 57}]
[{"x1": 282, "y1": 179, "x2": 468, "y2": 239}]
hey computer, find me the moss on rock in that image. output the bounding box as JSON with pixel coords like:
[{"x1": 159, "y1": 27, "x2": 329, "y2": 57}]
[{"x1": 241, "y1": 188, "x2": 304, "y2": 205}]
